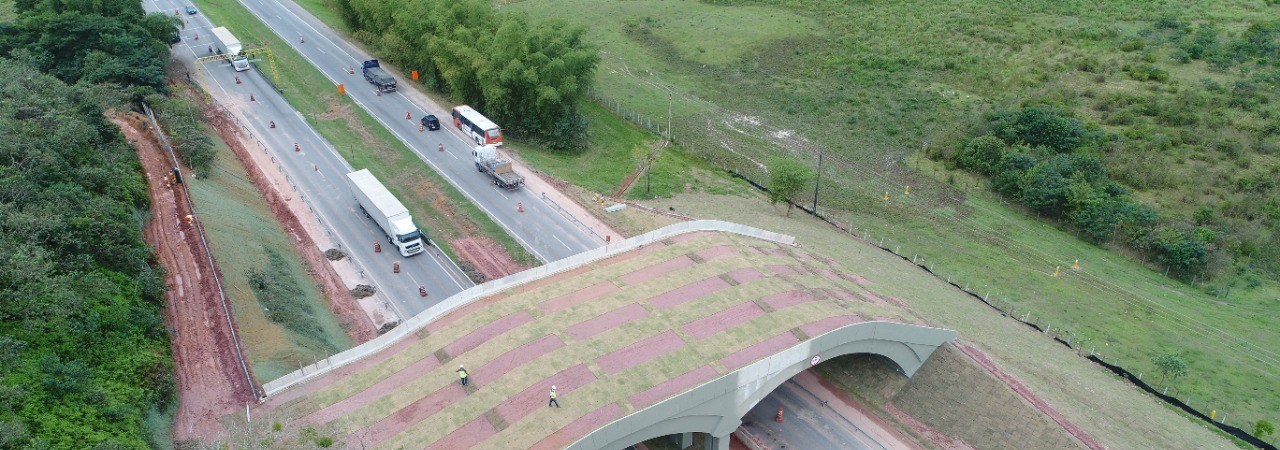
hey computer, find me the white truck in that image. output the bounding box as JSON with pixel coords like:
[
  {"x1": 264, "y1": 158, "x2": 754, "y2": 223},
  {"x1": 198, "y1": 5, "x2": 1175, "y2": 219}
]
[
  {"x1": 472, "y1": 145, "x2": 524, "y2": 190},
  {"x1": 210, "y1": 27, "x2": 250, "y2": 72},
  {"x1": 346, "y1": 169, "x2": 427, "y2": 257}
]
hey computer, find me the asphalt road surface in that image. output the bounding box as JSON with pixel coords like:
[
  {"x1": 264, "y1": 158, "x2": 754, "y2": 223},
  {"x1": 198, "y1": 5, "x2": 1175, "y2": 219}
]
[
  {"x1": 742, "y1": 379, "x2": 888, "y2": 450},
  {"x1": 145, "y1": 0, "x2": 472, "y2": 319},
  {"x1": 214, "y1": 0, "x2": 604, "y2": 263}
]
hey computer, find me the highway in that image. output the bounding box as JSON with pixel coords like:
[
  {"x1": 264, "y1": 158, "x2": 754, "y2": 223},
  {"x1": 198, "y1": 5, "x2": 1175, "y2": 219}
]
[
  {"x1": 157, "y1": 1, "x2": 894, "y2": 448},
  {"x1": 210, "y1": 0, "x2": 604, "y2": 263},
  {"x1": 145, "y1": 1, "x2": 472, "y2": 319},
  {"x1": 742, "y1": 379, "x2": 890, "y2": 450}
]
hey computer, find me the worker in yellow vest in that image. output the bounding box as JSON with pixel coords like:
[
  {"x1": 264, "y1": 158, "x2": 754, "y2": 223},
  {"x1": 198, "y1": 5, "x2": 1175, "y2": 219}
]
[
  {"x1": 548, "y1": 385, "x2": 559, "y2": 408},
  {"x1": 457, "y1": 365, "x2": 468, "y2": 386}
]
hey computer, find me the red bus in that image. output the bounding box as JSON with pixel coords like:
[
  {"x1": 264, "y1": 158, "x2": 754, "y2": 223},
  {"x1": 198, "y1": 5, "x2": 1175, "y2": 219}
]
[{"x1": 451, "y1": 105, "x2": 502, "y2": 146}]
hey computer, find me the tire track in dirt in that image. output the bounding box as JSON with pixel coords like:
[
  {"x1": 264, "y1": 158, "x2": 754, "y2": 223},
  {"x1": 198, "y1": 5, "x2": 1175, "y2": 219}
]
[{"x1": 117, "y1": 113, "x2": 253, "y2": 443}]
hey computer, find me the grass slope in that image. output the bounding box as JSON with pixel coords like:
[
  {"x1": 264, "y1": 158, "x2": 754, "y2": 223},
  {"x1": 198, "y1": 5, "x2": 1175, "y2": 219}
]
[{"x1": 188, "y1": 125, "x2": 353, "y2": 382}]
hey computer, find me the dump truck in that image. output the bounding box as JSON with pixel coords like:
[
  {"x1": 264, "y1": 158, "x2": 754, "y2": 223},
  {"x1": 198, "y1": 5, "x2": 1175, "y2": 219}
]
[
  {"x1": 362, "y1": 60, "x2": 396, "y2": 92},
  {"x1": 473, "y1": 145, "x2": 524, "y2": 190},
  {"x1": 210, "y1": 27, "x2": 250, "y2": 71},
  {"x1": 346, "y1": 169, "x2": 426, "y2": 257}
]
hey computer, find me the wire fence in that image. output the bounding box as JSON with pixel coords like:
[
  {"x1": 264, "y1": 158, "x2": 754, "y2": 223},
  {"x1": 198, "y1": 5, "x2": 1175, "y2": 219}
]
[{"x1": 585, "y1": 85, "x2": 1278, "y2": 448}]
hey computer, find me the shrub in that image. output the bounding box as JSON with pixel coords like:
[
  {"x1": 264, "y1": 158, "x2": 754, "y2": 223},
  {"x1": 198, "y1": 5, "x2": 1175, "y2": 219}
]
[
  {"x1": 989, "y1": 106, "x2": 1085, "y2": 152},
  {"x1": 957, "y1": 135, "x2": 1007, "y2": 174}
]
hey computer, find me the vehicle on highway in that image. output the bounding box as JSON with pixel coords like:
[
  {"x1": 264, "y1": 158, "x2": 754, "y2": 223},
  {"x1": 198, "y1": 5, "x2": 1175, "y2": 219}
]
[
  {"x1": 451, "y1": 105, "x2": 502, "y2": 146},
  {"x1": 473, "y1": 145, "x2": 524, "y2": 190},
  {"x1": 421, "y1": 114, "x2": 440, "y2": 131},
  {"x1": 362, "y1": 60, "x2": 397, "y2": 93},
  {"x1": 209, "y1": 27, "x2": 250, "y2": 71},
  {"x1": 346, "y1": 169, "x2": 427, "y2": 256},
  {"x1": 185, "y1": 5, "x2": 197, "y2": 14}
]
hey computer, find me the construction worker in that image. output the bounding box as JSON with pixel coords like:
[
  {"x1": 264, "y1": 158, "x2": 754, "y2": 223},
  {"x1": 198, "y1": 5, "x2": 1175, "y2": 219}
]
[
  {"x1": 548, "y1": 385, "x2": 559, "y2": 408},
  {"x1": 457, "y1": 365, "x2": 468, "y2": 386}
]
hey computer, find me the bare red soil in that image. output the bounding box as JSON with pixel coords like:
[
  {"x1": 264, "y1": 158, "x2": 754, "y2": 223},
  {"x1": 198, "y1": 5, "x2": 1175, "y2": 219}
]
[{"x1": 118, "y1": 114, "x2": 252, "y2": 442}]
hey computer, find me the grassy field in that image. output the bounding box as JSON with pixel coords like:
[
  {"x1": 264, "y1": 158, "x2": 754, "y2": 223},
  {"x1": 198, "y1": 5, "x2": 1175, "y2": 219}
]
[
  {"x1": 191, "y1": 0, "x2": 538, "y2": 267},
  {"x1": 504, "y1": 0, "x2": 1280, "y2": 436},
  {"x1": 509, "y1": 101, "x2": 748, "y2": 200},
  {"x1": 188, "y1": 123, "x2": 353, "y2": 382}
]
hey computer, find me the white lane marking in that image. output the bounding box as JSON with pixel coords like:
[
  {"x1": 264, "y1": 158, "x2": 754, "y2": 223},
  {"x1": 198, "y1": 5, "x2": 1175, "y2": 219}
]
[
  {"x1": 552, "y1": 234, "x2": 572, "y2": 251},
  {"x1": 230, "y1": 0, "x2": 478, "y2": 288},
  {"x1": 491, "y1": 185, "x2": 509, "y2": 200},
  {"x1": 236, "y1": 0, "x2": 552, "y2": 264}
]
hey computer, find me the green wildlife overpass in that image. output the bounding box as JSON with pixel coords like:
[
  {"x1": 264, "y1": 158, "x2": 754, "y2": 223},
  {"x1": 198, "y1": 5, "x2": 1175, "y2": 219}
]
[{"x1": 257, "y1": 220, "x2": 956, "y2": 449}]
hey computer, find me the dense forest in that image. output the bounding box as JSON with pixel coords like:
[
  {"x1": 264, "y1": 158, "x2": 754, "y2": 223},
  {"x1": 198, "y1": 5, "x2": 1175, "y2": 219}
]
[
  {"x1": 0, "y1": 0, "x2": 178, "y2": 447},
  {"x1": 335, "y1": 0, "x2": 598, "y2": 150}
]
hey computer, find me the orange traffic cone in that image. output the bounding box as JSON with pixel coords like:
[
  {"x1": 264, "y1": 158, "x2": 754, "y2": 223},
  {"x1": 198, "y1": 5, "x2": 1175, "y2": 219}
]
[
  {"x1": 348, "y1": 67, "x2": 354, "y2": 74},
  {"x1": 294, "y1": 142, "x2": 300, "y2": 152},
  {"x1": 374, "y1": 242, "x2": 381, "y2": 253},
  {"x1": 194, "y1": 33, "x2": 199, "y2": 40},
  {"x1": 776, "y1": 408, "x2": 784, "y2": 422},
  {"x1": 235, "y1": 75, "x2": 241, "y2": 84},
  {"x1": 517, "y1": 202, "x2": 524, "y2": 213},
  {"x1": 269, "y1": 120, "x2": 276, "y2": 129},
  {"x1": 418, "y1": 286, "x2": 427, "y2": 297},
  {"x1": 406, "y1": 112, "x2": 412, "y2": 120},
  {"x1": 393, "y1": 261, "x2": 400, "y2": 273},
  {"x1": 419, "y1": 124, "x2": 424, "y2": 132},
  {"x1": 376, "y1": 90, "x2": 381, "y2": 97},
  {"x1": 249, "y1": 93, "x2": 255, "y2": 101},
  {"x1": 299, "y1": 36, "x2": 305, "y2": 43},
  {"x1": 438, "y1": 143, "x2": 444, "y2": 152}
]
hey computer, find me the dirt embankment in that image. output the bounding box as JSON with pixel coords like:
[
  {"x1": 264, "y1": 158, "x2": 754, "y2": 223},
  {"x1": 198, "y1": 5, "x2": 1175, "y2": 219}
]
[
  {"x1": 117, "y1": 113, "x2": 252, "y2": 443},
  {"x1": 192, "y1": 86, "x2": 378, "y2": 344}
]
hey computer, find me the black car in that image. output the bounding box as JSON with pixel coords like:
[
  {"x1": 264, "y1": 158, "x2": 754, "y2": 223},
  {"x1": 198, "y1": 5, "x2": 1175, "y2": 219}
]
[
  {"x1": 185, "y1": 5, "x2": 197, "y2": 14},
  {"x1": 170, "y1": 32, "x2": 181, "y2": 44},
  {"x1": 421, "y1": 114, "x2": 440, "y2": 131}
]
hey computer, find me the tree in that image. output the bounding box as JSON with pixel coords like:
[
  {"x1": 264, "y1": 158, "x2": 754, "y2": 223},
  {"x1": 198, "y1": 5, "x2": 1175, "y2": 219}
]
[
  {"x1": 1255, "y1": 420, "x2": 1274, "y2": 439},
  {"x1": 1154, "y1": 352, "x2": 1188, "y2": 386},
  {"x1": 767, "y1": 157, "x2": 813, "y2": 217}
]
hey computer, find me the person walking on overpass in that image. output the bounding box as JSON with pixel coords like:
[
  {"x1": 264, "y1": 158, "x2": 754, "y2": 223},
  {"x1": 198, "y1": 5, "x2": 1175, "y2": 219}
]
[
  {"x1": 548, "y1": 385, "x2": 559, "y2": 408},
  {"x1": 457, "y1": 365, "x2": 468, "y2": 386}
]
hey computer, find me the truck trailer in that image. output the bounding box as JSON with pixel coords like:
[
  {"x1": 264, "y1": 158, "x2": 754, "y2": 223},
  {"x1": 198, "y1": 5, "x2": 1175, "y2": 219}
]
[
  {"x1": 209, "y1": 27, "x2": 250, "y2": 71},
  {"x1": 473, "y1": 145, "x2": 524, "y2": 190},
  {"x1": 346, "y1": 169, "x2": 426, "y2": 257},
  {"x1": 362, "y1": 60, "x2": 397, "y2": 92}
]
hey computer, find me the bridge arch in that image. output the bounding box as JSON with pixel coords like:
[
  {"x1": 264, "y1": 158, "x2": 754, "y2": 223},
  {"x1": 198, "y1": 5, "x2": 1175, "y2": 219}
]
[{"x1": 569, "y1": 321, "x2": 955, "y2": 450}]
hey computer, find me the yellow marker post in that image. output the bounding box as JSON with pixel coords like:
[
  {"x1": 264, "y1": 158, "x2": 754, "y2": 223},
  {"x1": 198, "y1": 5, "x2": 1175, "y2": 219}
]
[
  {"x1": 1073, "y1": 259, "x2": 1080, "y2": 270},
  {"x1": 905, "y1": 185, "x2": 910, "y2": 195},
  {"x1": 883, "y1": 191, "x2": 889, "y2": 201},
  {"x1": 1210, "y1": 410, "x2": 1217, "y2": 420},
  {"x1": 1053, "y1": 266, "x2": 1061, "y2": 277}
]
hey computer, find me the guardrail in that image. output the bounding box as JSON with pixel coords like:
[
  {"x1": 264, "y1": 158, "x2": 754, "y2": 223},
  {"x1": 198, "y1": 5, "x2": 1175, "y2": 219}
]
[
  {"x1": 541, "y1": 191, "x2": 606, "y2": 243},
  {"x1": 261, "y1": 219, "x2": 796, "y2": 396}
]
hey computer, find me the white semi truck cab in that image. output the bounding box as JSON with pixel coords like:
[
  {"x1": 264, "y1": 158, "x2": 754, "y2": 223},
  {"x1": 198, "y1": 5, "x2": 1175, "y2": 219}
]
[{"x1": 346, "y1": 169, "x2": 426, "y2": 257}]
